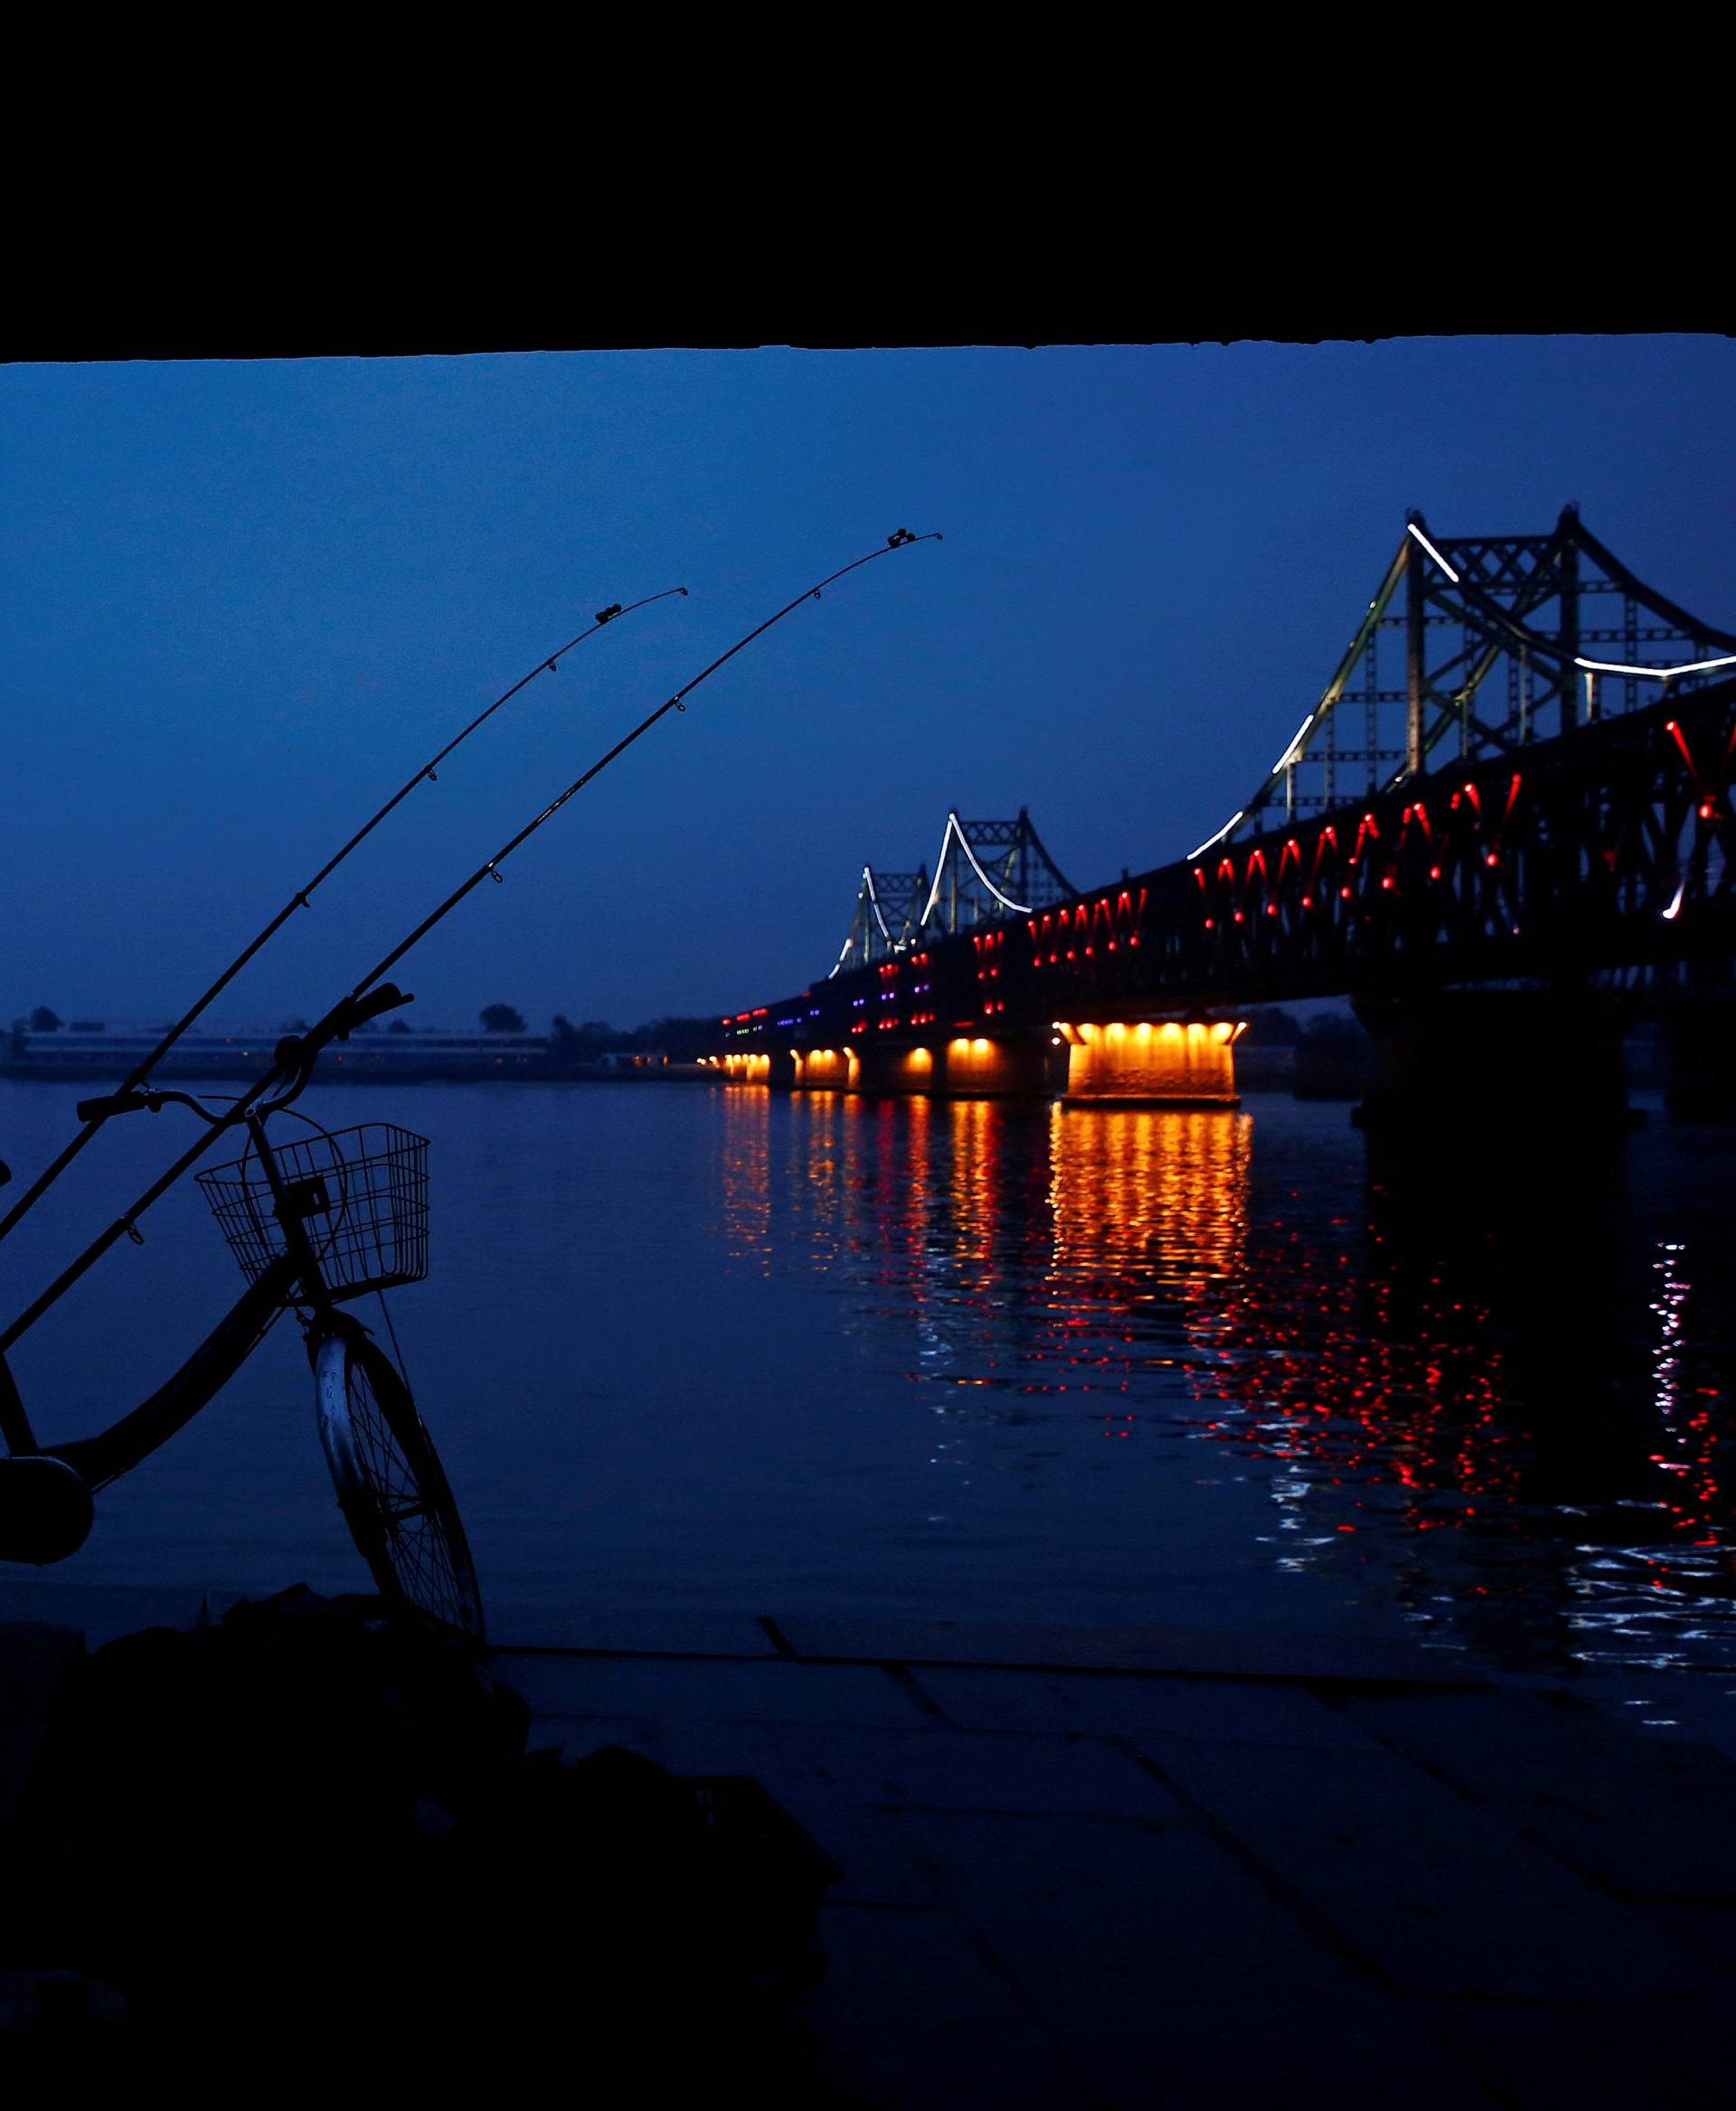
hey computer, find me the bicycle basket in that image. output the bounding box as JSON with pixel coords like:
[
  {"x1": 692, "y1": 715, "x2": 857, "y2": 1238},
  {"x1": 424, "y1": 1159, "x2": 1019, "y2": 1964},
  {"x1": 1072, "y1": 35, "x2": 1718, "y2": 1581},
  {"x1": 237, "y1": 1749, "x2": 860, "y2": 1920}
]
[{"x1": 195, "y1": 1122, "x2": 429, "y2": 1303}]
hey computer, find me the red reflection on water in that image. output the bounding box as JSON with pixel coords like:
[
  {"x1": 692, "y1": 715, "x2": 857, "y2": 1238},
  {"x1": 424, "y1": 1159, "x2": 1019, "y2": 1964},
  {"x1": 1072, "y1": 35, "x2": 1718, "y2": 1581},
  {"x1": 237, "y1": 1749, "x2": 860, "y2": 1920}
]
[{"x1": 713, "y1": 1088, "x2": 1736, "y2": 1665}]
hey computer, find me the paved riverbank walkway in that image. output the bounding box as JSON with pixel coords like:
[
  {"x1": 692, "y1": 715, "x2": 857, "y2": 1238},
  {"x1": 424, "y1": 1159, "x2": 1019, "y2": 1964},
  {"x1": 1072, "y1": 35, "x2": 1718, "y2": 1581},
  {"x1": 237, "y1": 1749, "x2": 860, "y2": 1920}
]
[{"x1": 9, "y1": 1587, "x2": 1736, "y2": 2104}]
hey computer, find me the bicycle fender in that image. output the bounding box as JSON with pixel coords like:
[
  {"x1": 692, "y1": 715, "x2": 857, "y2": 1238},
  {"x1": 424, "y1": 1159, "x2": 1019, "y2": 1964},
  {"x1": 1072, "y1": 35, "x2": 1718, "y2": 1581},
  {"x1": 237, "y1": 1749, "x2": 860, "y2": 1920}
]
[{"x1": 0, "y1": 1455, "x2": 94, "y2": 1565}]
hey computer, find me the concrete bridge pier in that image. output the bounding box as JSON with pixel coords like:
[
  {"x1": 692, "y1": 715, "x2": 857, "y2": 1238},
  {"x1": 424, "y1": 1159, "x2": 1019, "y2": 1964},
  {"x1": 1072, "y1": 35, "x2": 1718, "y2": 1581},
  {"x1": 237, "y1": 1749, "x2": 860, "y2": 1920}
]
[
  {"x1": 1350, "y1": 989, "x2": 1636, "y2": 1135},
  {"x1": 1058, "y1": 1020, "x2": 1241, "y2": 1107},
  {"x1": 854, "y1": 1042, "x2": 941, "y2": 1095},
  {"x1": 791, "y1": 1048, "x2": 856, "y2": 1091},
  {"x1": 713, "y1": 1050, "x2": 797, "y2": 1088},
  {"x1": 933, "y1": 1034, "x2": 1066, "y2": 1098},
  {"x1": 790, "y1": 1043, "x2": 947, "y2": 1095}
]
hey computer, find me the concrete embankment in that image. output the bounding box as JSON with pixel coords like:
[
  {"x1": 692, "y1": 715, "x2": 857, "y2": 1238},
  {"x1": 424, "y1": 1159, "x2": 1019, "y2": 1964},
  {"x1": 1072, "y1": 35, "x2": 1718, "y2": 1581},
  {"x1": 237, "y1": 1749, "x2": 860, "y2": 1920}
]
[{"x1": 7, "y1": 1580, "x2": 1736, "y2": 2101}]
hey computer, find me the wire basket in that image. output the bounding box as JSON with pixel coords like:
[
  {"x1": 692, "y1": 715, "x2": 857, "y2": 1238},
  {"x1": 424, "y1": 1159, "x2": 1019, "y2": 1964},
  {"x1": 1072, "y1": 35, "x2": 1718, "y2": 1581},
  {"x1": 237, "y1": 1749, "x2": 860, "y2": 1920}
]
[{"x1": 196, "y1": 1122, "x2": 429, "y2": 1303}]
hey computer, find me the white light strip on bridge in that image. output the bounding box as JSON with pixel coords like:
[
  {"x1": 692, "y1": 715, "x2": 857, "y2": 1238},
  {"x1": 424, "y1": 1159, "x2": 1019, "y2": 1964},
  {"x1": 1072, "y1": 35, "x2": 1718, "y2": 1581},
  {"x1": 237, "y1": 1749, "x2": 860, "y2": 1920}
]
[
  {"x1": 1406, "y1": 523, "x2": 1459, "y2": 583},
  {"x1": 1574, "y1": 654, "x2": 1736, "y2": 680},
  {"x1": 920, "y1": 813, "x2": 1032, "y2": 924},
  {"x1": 1274, "y1": 711, "x2": 1316, "y2": 773},
  {"x1": 863, "y1": 866, "x2": 892, "y2": 942},
  {"x1": 1186, "y1": 810, "x2": 1244, "y2": 862},
  {"x1": 1662, "y1": 877, "x2": 1687, "y2": 921},
  {"x1": 826, "y1": 932, "x2": 855, "y2": 978}
]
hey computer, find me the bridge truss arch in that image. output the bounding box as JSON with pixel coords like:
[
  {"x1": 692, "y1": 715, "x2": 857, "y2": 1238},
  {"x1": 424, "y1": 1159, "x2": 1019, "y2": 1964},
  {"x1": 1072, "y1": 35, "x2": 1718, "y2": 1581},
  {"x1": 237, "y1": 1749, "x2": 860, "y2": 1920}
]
[
  {"x1": 1196, "y1": 505, "x2": 1736, "y2": 858},
  {"x1": 828, "y1": 810, "x2": 1078, "y2": 975},
  {"x1": 920, "y1": 809, "x2": 1077, "y2": 936},
  {"x1": 828, "y1": 866, "x2": 929, "y2": 975}
]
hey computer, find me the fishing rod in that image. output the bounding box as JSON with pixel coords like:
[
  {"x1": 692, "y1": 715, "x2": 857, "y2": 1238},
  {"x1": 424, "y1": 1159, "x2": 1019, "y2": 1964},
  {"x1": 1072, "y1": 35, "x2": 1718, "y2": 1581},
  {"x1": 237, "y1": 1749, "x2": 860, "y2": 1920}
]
[
  {"x1": 350, "y1": 530, "x2": 941, "y2": 998},
  {"x1": 0, "y1": 529, "x2": 940, "y2": 1353},
  {"x1": 0, "y1": 587, "x2": 688, "y2": 1247}
]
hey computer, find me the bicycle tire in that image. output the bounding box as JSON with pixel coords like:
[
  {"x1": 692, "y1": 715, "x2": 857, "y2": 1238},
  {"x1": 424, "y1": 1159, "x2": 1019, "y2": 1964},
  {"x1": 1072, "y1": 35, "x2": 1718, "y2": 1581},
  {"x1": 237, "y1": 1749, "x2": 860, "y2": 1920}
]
[{"x1": 315, "y1": 1329, "x2": 486, "y2": 1642}]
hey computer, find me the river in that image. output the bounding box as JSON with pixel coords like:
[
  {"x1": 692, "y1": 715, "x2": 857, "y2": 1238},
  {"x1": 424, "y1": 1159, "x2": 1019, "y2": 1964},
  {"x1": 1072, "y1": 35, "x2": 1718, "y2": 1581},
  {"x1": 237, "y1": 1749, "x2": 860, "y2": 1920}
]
[{"x1": 2, "y1": 1078, "x2": 1732, "y2": 1711}]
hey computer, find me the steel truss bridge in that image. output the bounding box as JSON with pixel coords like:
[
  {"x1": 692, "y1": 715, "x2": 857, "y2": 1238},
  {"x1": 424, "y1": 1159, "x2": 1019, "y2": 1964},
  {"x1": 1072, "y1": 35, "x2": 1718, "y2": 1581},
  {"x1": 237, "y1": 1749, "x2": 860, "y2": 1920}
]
[
  {"x1": 830, "y1": 809, "x2": 1078, "y2": 975},
  {"x1": 720, "y1": 508, "x2": 1736, "y2": 1066}
]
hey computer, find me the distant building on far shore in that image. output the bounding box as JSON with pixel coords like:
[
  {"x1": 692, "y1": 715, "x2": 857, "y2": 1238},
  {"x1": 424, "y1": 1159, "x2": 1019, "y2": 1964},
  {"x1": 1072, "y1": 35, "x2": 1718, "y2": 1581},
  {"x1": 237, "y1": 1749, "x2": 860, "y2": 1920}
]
[{"x1": 0, "y1": 1023, "x2": 696, "y2": 1085}]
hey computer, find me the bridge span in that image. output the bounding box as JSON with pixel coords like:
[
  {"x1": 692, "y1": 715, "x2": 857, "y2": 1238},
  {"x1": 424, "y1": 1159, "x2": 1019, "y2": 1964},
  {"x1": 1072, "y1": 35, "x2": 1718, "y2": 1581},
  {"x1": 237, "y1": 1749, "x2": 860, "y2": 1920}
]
[{"x1": 710, "y1": 509, "x2": 1736, "y2": 1126}]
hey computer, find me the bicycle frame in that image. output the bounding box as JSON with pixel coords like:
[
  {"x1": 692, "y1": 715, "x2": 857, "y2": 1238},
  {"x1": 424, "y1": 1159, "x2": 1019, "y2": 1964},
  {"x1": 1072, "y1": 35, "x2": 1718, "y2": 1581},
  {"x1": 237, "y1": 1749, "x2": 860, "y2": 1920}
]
[{"x1": 4, "y1": 1112, "x2": 358, "y2": 1495}]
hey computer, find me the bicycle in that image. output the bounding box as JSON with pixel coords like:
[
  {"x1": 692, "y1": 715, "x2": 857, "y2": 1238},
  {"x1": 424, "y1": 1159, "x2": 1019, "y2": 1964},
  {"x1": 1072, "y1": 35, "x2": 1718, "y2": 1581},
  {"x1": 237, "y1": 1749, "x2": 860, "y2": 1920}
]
[
  {"x1": 0, "y1": 984, "x2": 486, "y2": 1642},
  {"x1": 0, "y1": 532, "x2": 940, "y2": 1638}
]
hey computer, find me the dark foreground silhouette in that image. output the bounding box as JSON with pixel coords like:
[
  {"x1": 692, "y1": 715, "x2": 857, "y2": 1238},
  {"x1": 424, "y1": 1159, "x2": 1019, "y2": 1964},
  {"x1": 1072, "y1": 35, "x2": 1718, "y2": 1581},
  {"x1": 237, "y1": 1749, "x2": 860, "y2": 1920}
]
[{"x1": 1, "y1": 1587, "x2": 838, "y2": 2089}]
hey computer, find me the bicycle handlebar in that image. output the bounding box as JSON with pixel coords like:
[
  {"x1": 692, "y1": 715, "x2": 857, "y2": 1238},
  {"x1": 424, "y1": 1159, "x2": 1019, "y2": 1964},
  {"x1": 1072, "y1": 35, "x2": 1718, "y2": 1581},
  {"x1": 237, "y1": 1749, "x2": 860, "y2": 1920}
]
[
  {"x1": 75, "y1": 1090, "x2": 154, "y2": 1124},
  {"x1": 271, "y1": 983, "x2": 413, "y2": 1078}
]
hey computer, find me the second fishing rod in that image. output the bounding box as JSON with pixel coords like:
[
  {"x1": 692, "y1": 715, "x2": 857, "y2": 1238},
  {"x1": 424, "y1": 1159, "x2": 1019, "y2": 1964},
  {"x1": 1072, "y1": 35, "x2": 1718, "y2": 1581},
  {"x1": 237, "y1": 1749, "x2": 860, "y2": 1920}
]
[
  {"x1": 0, "y1": 587, "x2": 690, "y2": 1247},
  {"x1": 0, "y1": 530, "x2": 941, "y2": 1354}
]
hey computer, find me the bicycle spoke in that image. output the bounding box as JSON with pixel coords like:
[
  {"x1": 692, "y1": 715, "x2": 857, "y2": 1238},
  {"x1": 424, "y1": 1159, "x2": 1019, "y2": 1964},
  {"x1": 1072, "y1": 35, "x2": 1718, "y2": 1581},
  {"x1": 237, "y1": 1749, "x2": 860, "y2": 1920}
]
[{"x1": 332, "y1": 1339, "x2": 481, "y2": 1639}]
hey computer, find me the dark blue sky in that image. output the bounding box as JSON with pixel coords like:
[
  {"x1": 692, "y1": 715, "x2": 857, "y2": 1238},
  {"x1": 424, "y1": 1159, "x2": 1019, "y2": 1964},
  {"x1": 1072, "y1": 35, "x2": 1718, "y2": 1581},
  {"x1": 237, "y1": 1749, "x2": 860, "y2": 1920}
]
[{"x1": 5, "y1": 340, "x2": 1733, "y2": 1032}]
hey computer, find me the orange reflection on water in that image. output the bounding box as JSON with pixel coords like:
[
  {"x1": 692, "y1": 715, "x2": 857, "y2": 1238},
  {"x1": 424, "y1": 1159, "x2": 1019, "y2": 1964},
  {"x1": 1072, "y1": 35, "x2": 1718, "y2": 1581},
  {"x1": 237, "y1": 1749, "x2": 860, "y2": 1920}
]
[
  {"x1": 1049, "y1": 1104, "x2": 1250, "y2": 1286},
  {"x1": 709, "y1": 1082, "x2": 1736, "y2": 1671},
  {"x1": 716, "y1": 1086, "x2": 772, "y2": 1270},
  {"x1": 1045, "y1": 1105, "x2": 1250, "y2": 1422}
]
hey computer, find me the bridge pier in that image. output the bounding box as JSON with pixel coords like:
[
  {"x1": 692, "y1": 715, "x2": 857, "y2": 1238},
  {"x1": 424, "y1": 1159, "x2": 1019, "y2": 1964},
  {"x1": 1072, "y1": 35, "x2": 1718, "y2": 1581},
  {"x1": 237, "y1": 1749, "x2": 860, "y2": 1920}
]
[
  {"x1": 791, "y1": 1047, "x2": 857, "y2": 1091},
  {"x1": 1350, "y1": 989, "x2": 1636, "y2": 1134},
  {"x1": 759, "y1": 1026, "x2": 1248, "y2": 1104},
  {"x1": 857, "y1": 1043, "x2": 940, "y2": 1095},
  {"x1": 1058, "y1": 1020, "x2": 1241, "y2": 1106},
  {"x1": 791, "y1": 1043, "x2": 943, "y2": 1095},
  {"x1": 933, "y1": 1034, "x2": 1065, "y2": 1098},
  {"x1": 712, "y1": 1050, "x2": 796, "y2": 1088}
]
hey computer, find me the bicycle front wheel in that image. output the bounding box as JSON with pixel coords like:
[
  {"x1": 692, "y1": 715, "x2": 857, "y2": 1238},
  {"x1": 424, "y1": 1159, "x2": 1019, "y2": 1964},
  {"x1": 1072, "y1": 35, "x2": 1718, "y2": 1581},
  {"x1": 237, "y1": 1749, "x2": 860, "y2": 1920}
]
[{"x1": 315, "y1": 1330, "x2": 486, "y2": 1643}]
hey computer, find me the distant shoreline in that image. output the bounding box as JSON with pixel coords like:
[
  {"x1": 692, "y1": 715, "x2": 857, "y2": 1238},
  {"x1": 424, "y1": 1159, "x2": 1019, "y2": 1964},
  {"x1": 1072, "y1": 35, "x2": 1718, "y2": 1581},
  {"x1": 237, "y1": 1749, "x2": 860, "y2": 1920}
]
[
  {"x1": 1, "y1": 1026, "x2": 711, "y2": 1087},
  {"x1": 0, "y1": 1060, "x2": 712, "y2": 1086}
]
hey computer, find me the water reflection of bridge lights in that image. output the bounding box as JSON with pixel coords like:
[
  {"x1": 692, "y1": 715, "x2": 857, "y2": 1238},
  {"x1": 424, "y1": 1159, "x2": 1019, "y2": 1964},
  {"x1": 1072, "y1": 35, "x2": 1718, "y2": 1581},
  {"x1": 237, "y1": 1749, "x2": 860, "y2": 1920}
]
[{"x1": 711, "y1": 1089, "x2": 1736, "y2": 1672}]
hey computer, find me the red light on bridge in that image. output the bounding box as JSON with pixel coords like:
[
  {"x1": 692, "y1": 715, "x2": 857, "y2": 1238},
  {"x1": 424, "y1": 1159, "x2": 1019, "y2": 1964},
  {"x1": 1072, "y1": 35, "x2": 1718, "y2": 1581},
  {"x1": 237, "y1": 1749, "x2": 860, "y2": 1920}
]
[
  {"x1": 1700, "y1": 801, "x2": 1717, "y2": 820},
  {"x1": 1340, "y1": 885, "x2": 1353, "y2": 900},
  {"x1": 1232, "y1": 910, "x2": 1244, "y2": 924},
  {"x1": 1429, "y1": 865, "x2": 1442, "y2": 881},
  {"x1": 1381, "y1": 875, "x2": 1394, "y2": 891},
  {"x1": 1485, "y1": 852, "x2": 1500, "y2": 868}
]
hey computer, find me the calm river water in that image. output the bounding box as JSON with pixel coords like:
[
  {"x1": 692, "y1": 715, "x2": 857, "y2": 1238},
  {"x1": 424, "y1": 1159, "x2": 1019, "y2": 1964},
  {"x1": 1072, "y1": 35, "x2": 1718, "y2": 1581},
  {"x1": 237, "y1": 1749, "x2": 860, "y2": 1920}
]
[{"x1": 2, "y1": 1079, "x2": 1733, "y2": 1703}]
